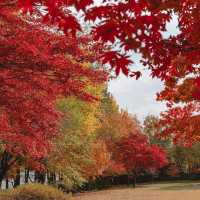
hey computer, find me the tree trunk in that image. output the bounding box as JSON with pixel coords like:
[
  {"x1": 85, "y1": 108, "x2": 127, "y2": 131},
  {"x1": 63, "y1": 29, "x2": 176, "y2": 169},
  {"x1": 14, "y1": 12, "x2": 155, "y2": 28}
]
[
  {"x1": 25, "y1": 168, "x2": 30, "y2": 183},
  {"x1": 53, "y1": 172, "x2": 56, "y2": 183},
  {"x1": 47, "y1": 171, "x2": 51, "y2": 184},
  {"x1": 127, "y1": 174, "x2": 130, "y2": 186},
  {"x1": 132, "y1": 172, "x2": 137, "y2": 188},
  {"x1": 59, "y1": 172, "x2": 63, "y2": 181},
  {"x1": 35, "y1": 171, "x2": 46, "y2": 184},
  {"x1": 6, "y1": 179, "x2": 9, "y2": 189},
  {"x1": 40, "y1": 172, "x2": 46, "y2": 184},
  {"x1": 14, "y1": 169, "x2": 20, "y2": 187},
  {"x1": 0, "y1": 172, "x2": 5, "y2": 185},
  {"x1": 34, "y1": 171, "x2": 37, "y2": 182},
  {"x1": 133, "y1": 176, "x2": 137, "y2": 188},
  {"x1": 47, "y1": 171, "x2": 56, "y2": 184},
  {"x1": 0, "y1": 151, "x2": 15, "y2": 183},
  {"x1": 151, "y1": 174, "x2": 154, "y2": 184}
]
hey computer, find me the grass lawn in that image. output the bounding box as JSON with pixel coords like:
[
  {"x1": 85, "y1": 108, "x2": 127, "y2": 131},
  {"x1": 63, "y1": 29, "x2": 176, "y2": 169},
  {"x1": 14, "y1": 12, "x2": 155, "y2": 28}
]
[{"x1": 72, "y1": 181, "x2": 200, "y2": 200}]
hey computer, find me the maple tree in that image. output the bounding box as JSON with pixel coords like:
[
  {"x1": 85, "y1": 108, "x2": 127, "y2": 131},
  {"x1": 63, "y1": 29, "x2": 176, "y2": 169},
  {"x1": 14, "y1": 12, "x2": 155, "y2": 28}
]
[
  {"x1": 8, "y1": 0, "x2": 197, "y2": 78},
  {"x1": 114, "y1": 133, "x2": 168, "y2": 187},
  {"x1": 10, "y1": 0, "x2": 195, "y2": 77},
  {"x1": 91, "y1": 91, "x2": 169, "y2": 180},
  {"x1": 0, "y1": 2, "x2": 107, "y2": 182},
  {"x1": 12, "y1": 0, "x2": 200, "y2": 145},
  {"x1": 1, "y1": 0, "x2": 200, "y2": 188},
  {"x1": 158, "y1": 104, "x2": 200, "y2": 146}
]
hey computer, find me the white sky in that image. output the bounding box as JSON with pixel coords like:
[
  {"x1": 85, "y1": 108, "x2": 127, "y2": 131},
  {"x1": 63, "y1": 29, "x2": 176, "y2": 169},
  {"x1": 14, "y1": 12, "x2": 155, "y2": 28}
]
[
  {"x1": 108, "y1": 70, "x2": 166, "y2": 122},
  {"x1": 108, "y1": 14, "x2": 180, "y2": 122}
]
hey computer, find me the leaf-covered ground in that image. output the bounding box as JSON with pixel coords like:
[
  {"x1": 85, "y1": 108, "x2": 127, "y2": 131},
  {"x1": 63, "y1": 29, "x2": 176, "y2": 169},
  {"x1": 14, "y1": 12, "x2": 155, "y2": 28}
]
[{"x1": 73, "y1": 181, "x2": 200, "y2": 200}]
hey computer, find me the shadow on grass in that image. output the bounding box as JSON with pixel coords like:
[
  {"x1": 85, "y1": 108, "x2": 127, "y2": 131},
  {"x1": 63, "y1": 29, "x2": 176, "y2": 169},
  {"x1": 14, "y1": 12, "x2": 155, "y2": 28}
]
[{"x1": 158, "y1": 183, "x2": 200, "y2": 191}]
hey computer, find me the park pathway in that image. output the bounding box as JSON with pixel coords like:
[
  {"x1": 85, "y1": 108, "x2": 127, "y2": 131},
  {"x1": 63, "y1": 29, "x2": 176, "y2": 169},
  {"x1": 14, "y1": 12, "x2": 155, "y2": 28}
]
[{"x1": 72, "y1": 182, "x2": 200, "y2": 200}]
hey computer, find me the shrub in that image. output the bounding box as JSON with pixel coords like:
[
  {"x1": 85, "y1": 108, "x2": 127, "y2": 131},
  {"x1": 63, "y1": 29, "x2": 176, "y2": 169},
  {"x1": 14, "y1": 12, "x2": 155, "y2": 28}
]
[{"x1": 0, "y1": 184, "x2": 71, "y2": 200}]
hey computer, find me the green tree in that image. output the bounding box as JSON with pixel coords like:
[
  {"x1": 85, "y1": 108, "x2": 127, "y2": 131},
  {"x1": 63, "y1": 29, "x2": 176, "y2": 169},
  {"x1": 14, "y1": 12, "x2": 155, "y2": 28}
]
[
  {"x1": 169, "y1": 144, "x2": 200, "y2": 174},
  {"x1": 143, "y1": 115, "x2": 171, "y2": 149}
]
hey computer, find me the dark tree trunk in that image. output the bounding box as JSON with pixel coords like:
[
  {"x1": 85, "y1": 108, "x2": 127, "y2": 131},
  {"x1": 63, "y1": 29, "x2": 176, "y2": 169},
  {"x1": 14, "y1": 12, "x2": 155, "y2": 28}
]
[
  {"x1": 6, "y1": 179, "x2": 9, "y2": 189},
  {"x1": 14, "y1": 169, "x2": 20, "y2": 187},
  {"x1": 47, "y1": 171, "x2": 51, "y2": 184},
  {"x1": 40, "y1": 172, "x2": 46, "y2": 184},
  {"x1": 34, "y1": 171, "x2": 38, "y2": 182},
  {"x1": 0, "y1": 151, "x2": 15, "y2": 183},
  {"x1": 24, "y1": 168, "x2": 30, "y2": 183},
  {"x1": 151, "y1": 174, "x2": 154, "y2": 184},
  {"x1": 35, "y1": 171, "x2": 46, "y2": 184},
  {"x1": 53, "y1": 172, "x2": 56, "y2": 183},
  {"x1": 132, "y1": 172, "x2": 137, "y2": 188},
  {"x1": 47, "y1": 171, "x2": 56, "y2": 184},
  {"x1": 133, "y1": 176, "x2": 136, "y2": 188},
  {"x1": 127, "y1": 174, "x2": 130, "y2": 186},
  {"x1": 0, "y1": 173, "x2": 5, "y2": 185},
  {"x1": 59, "y1": 172, "x2": 63, "y2": 182}
]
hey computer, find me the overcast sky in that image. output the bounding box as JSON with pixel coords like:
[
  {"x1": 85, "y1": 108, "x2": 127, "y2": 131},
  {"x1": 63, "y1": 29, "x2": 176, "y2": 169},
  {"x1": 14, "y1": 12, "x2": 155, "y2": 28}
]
[
  {"x1": 108, "y1": 61, "x2": 166, "y2": 122},
  {"x1": 107, "y1": 14, "x2": 180, "y2": 122}
]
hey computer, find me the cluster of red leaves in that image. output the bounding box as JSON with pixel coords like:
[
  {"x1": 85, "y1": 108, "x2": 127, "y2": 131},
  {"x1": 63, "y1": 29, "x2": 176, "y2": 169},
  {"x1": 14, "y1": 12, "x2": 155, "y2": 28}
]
[
  {"x1": 158, "y1": 104, "x2": 200, "y2": 146},
  {"x1": 86, "y1": 0, "x2": 200, "y2": 145},
  {"x1": 0, "y1": 4, "x2": 106, "y2": 169},
  {"x1": 157, "y1": 72, "x2": 200, "y2": 145},
  {"x1": 113, "y1": 133, "x2": 168, "y2": 175},
  {"x1": 12, "y1": 0, "x2": 170, "y2": 78},
  {"x1": 14, "y1": 0, "x2": 200, "y2": 81},
  {"x1": 0, "y1": 0, "x2": 200, "y2": 148},
  {"x1": 3, "y1": 0, "x2": 200, "y2": 146},
  {"x1": 86, "y1": 1, "x2": 171, "y2": 78}
]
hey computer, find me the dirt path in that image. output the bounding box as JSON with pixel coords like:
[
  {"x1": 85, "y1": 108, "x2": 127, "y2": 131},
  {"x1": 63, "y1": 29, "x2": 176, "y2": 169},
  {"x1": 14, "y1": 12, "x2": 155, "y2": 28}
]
[{"x1": 72, "y1": 182, "x2": 200, "y2": 200}]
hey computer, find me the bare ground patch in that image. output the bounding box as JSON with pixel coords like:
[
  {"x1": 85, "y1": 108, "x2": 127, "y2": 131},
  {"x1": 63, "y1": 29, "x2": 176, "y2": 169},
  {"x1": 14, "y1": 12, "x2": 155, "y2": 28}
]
[{"x1": 72, "y1": 181, "x2": 200, "y2": 200}]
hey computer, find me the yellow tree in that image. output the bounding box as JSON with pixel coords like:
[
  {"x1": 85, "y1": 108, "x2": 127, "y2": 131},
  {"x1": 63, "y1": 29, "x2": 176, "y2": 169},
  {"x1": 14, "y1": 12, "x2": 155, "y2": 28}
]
[{"x1": 46, "y1": 58, "x2": 107, "y2": 188}]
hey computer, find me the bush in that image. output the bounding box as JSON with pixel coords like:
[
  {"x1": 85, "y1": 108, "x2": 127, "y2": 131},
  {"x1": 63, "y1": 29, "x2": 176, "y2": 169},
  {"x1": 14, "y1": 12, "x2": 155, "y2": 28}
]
[{"x1": 0, "y1": 184, "x2": 71, "y2": 200}]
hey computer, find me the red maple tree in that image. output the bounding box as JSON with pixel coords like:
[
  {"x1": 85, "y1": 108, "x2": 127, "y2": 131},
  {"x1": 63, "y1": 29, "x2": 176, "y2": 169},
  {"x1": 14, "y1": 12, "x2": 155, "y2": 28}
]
[
  {"x1": 13, "y1": 0, "x2": 200, "y2": 145},
  {"x1": 0, "y1": 2, "x2": 107, "y2": 181},
  {"x1": 114, "y1": 133, "x2": 168, "y2": 187}
]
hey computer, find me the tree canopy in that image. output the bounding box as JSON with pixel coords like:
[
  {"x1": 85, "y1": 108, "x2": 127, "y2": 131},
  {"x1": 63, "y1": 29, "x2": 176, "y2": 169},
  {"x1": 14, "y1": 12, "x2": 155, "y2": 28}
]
[
  {"x1": 9, "y1": 0, "x2": 200, "y2": 145},
  {"x1": 0, "y1": 0, "x2": 200, "y2": 189}
]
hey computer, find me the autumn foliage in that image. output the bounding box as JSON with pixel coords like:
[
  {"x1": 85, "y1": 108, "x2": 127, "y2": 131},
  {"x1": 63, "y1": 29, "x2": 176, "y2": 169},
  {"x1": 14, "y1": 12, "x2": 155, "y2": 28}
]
[
  {"x1": 1, "y1": 0, "x2": 200, "y2": 189},
  {"x1": 114, "y1": 133, "x2": 168, "y2": 176},
  {"x1": 11, "y1": 0, "x2": 200, "y2": 145},
  {"x1": 0, "y1": 2, "x2": 106, "y2": 179}
]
